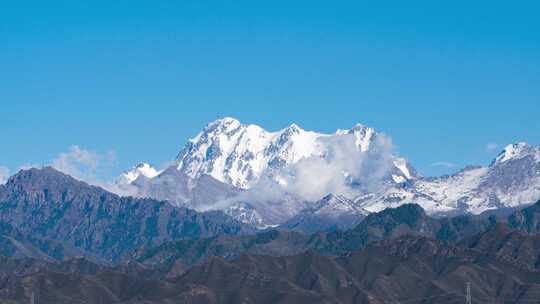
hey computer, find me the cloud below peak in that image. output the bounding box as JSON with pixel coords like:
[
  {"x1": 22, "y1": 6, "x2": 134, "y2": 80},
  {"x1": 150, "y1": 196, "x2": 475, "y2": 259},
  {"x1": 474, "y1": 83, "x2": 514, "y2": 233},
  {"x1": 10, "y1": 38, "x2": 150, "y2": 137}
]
[
  {"x1": 43, "y1": 145, "x2": 126, "y2": 194},
  {"x1": 203, "y1": 133, "x2": 398, "y2": 223}
]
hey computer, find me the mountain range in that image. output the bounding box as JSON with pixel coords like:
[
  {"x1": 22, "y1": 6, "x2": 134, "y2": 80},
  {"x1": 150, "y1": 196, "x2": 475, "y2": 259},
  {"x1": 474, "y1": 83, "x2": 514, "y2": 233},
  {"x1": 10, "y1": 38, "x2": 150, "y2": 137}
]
[
  {"x1": 3, "y1": 229, "x2": 540, "y2": 304},
  {"x1": 1, "y1": 166, "x2": 540, "y2": 303},
  {"x1": 5, "y1": 165, "x2": 540, "y2": 269},
  {"x1": 128, "y1": 199, "x2": 540, "y2": 276},
  {"x1": 116, "y1": 117, "x2": 540, "y2": 230},
  {"x1": 0, "y1": 167, "x2": 253, "y2": 263},
  {"x1": 2, "y1": 118, "x2": 540, "y2": 303}
]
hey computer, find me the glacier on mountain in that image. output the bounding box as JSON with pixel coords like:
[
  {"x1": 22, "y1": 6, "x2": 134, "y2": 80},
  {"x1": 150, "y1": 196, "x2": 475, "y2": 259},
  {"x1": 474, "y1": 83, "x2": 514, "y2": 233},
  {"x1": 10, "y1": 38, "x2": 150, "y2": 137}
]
[
  {"x1": 117, "y1": 163, "x2": 161, "y2": 185},
  {"x1": 357, "y1": 143, "x2": 540, "y2": 215},
  {"x1": 116, "y1": 118, "x2": 540, "y2": 228},
  {"x1": 173, "y1": 117, "x2": 412, "y2": 190}
]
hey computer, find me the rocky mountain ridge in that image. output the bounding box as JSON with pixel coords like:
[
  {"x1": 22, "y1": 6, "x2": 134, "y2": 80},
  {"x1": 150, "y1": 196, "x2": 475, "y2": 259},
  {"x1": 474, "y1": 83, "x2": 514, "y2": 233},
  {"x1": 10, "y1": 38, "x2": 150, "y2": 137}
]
[
  {"x1": 116, "y1": 118, "x2": 540, "y2": 229},
  {"x1": 1, "y1": 167, "x2": 540, "y2": 303},
  {"x1": 2, "y1": 224, "x2": 540, "y2": 304},
  {"x1": 0, "y1": 167, "x2": 254, "y2": 263}
]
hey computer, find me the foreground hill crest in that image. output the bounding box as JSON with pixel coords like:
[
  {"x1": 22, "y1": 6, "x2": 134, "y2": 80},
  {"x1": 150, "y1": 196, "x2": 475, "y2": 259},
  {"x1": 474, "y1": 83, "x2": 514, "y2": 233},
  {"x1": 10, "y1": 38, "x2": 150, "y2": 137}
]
[{"x1": 0, "y1": 167, "x2": 254, "y2": 263}]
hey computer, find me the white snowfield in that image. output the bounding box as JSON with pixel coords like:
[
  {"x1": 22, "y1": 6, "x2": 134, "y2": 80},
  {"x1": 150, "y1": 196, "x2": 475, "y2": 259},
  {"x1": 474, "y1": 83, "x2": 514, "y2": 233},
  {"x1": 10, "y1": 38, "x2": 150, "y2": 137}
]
[
  {"x1": 117, "y1": 162, "x2": 161, "y2": 185},
  {"x1": 117, "y1": 118, "x2": 540, "y2": 227},
  {"x1": 174, "y1": 117, "x2": 412, "y2": 189},
  {"x1": 358, "y1": 142, "x2": 540, "y2": 215}
]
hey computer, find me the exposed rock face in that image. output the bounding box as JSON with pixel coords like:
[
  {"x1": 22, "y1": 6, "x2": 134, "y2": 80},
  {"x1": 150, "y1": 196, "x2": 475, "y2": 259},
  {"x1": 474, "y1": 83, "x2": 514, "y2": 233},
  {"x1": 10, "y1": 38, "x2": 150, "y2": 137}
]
[
  {"x1": 3, "y1": 226, "x2": 540, "y2": 304},
  {"x1": 167, "y1": 227, "x2": 540, "y2": 304},
  {"x1": 0, "y1": 169, "x2": 539, "y2": 303},
  {"x1": 459, "y1": 223, "x2": 540, "y2": 271},
  {"x1": 281, "y1": 194, "x2": 369, "y2": 233},
  {"x1": 124, "y1": 200, "x2": 540, "y2": 276},
  {"x1": 3, "y1": 165, "x2": 539, "y2": 270},
  {"x1": 0, "y1": 167, "x2": 254, "y2": 263},
  {"x1": 117, "y1": 118, "x2": 540, "y2": 230},
  {"x1": 128, "y1": 204, "x2": 459, "y2": 276}
]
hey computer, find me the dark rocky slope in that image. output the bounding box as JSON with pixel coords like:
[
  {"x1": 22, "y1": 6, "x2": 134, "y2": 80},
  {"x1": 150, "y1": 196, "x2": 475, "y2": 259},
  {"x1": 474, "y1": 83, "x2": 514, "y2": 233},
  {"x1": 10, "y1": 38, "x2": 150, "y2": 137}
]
[
  {"x1": 2, "y1": 224, "x2": 540, "y2": 303},
  {"x1": 0, "y1": 167, "x2": 254, "y2": 263},
  {"x1": 132, "y1": 200, "x2": 540, "y2": 275}
]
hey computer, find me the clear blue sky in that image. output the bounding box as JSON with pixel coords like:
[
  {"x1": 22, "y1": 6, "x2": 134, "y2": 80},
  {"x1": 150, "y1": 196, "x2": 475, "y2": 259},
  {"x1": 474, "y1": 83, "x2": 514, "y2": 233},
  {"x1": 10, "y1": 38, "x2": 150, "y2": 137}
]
[{"x1": 1, "y1": 0, "x2": 539, "y2": 179}]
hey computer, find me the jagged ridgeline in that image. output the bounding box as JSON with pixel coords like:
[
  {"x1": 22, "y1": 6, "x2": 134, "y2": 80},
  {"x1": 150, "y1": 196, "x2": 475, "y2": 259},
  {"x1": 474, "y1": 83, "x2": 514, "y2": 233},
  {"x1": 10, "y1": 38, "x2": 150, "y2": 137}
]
[
  {"x1": 1, "y1": 118, "x2": 540, "y2": 303},
  {"x1": 116, "y1": 118, "x2": 540, "y2": 230},
  {"x1": 0, "y1": 167, "x2": 255, "y2": 263},
  {"x1": 1, "y1": 165, "x2": 540, "y2": 303}
]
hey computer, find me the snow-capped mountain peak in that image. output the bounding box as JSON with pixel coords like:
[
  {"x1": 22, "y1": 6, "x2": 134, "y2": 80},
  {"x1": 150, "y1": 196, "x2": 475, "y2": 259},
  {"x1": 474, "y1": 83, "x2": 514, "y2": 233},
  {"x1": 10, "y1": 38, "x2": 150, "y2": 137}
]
[
  {"x1": 173, "y1": 117, "x2": 413, "y2": 189},
  {"x1": 493, "y1": 142, "x2": 540, "y2": 164},
  {"x1": 347, "y1": 123, "x2": 376, "y2": 152},
  {"x1": 285, "y1": 123, "x2": 301, "y2": 133},
  {"x1": 209, "y1": 116, "x2": 241, "y2": 127},
  {"x1": 117, "y1": 163, "x2": 160, "y2": 185},
  {"x1": 114, "y1": 117, "x2": 540, "y2": 230}
]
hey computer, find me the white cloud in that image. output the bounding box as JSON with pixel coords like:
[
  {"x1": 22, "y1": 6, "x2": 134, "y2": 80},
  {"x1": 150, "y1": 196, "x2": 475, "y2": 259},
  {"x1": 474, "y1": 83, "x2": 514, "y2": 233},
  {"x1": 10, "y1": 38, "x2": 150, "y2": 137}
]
[
  {"x1": 207, "y1": 133, "x2": 398, "y2": 222},
  {"x1": 0, "y1": 166, "x2": 10, "y2": 185},
  {"x1": 430, "y1": 161, "x2": 458, "y2": 168},
  {"x1": 485, "y1": 143, "x2": 500, "y2": 152},
  {"x1": 51, "y1": 145, "x2": 117, "y2": 189},
  {"x1": 282, "y1": 134, "x2": 395, "y2": 201},
  {"x1": 6, "y1": 145, "x2": 131, "y2": 195}
]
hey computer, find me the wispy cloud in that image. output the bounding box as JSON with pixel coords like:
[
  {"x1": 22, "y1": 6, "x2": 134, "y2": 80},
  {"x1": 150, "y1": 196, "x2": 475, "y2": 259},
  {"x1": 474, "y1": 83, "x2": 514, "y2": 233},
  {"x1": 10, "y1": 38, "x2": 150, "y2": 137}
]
[
  {"x1": 6, "y1": 145, "x2": 129, "y2": 194},
  {"x1": 485, "y1": 143, "x2": 500, "y2": 152},
  {"x1": 430, "y1": 161, "x2": 458, "y2": 168},
  {"x1": 204, "y1": 133, "x2": 398, "y2": 223},
  {"x1": 0, "y1": 166, "x2": 10, "y2": 185},
  {"x1": 51, "y1": 145, "x2": 117, "y2": 188}
]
